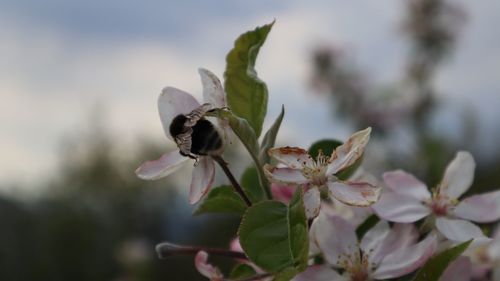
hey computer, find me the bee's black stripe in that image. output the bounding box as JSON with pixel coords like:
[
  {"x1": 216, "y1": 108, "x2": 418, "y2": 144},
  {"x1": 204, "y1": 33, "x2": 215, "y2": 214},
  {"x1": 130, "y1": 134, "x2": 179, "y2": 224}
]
[{"x1": 190, "y1": 119, "x2": 223, "y2": 156}]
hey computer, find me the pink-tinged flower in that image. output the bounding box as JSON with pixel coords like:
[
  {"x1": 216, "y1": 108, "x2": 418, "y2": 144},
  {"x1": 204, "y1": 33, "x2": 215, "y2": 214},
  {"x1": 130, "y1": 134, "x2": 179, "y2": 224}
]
[
  {"x1": 230, "y1": 237, "x2": 244, "y2": 253},
  {"x1": 296, "y1": 214, "x2": 437, "y2": 281},
  {"x1": 195, "y1": 251, "x2": 224, "y2": 281},
  {"x1": 135, "y1": 68, "x2": 227, "y2": 204},
  {"x1": 264, "y1": 128, "x2": 381, "y2": 219},
  {"x1": 372, "y1": 151, "x2": 500, "y2": 242},
  {"x1": 464, "y1": 225, "x2": 500, "y2": 280},
  {"x1": 439, "y1": 256, "x2": 471, "y2": 281}
]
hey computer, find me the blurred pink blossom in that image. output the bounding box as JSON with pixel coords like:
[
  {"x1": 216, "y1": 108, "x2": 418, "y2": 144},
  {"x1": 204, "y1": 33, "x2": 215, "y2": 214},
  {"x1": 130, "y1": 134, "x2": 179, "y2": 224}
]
[{"x1": 373, "y1": 151, "x2": 500, "y2": 243}]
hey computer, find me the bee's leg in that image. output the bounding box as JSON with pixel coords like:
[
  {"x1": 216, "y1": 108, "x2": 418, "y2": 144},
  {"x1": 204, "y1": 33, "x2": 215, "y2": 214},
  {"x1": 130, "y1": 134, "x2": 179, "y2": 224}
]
[
  {"x1": 179, "y1": 150, "x2": 199, "y2": 164},
  {"x1": 207, "y1": 106, "x2": 230, "y2": 113}
]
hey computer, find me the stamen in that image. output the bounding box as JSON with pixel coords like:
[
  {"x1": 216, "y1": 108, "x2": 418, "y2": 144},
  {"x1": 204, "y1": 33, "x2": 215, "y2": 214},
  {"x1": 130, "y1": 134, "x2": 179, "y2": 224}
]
[
  {"x1": 300, "y1": 150, "x2": 330, "y2": 186},
  {"x1": 426, "y1": 184, "x2": 459, "y2": 216}
]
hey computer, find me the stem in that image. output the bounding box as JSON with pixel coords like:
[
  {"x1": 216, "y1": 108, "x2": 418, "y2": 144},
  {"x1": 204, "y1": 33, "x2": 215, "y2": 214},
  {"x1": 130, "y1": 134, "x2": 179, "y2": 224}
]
[
  {"x1": 212, "y1": 155, "x2": 252, "y2": 207},
  {"x1": 156, "y1": 242, "x2": 247, "y2": 260}
]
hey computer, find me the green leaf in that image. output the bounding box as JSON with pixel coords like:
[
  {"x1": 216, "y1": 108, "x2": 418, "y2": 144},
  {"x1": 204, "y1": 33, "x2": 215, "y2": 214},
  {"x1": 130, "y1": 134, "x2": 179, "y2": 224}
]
[
  {"x1": 229, "y1": 264, "x2": 256, "y2": 279},
  {"x1": 207, "y1": 109, "x2": 271, "y2": 199},
  {"x1": 238, "y1": 200, "x2": 291, "y2": 272},
  {"x1": 272, "y1": 267, "x2": 298, "y2": 281},
  {"x1": 356, "y1": 215, "x2": 380, "y2": 239},
  {"x1": 241, "y1": 166, "x2": 265, "y2": 203},
  {"x1": 412, "y1": 239, "x2": 472, "y2": 281},
  {"x1": 238, "y1": 190, "x2": 308, "y2": 274},
  {"x1": 193, "y1": 185, "x2": 247, "y2": 215},
  {"x1": 308, "y1": 139, "x2": 362, "y2": 180},
  {"x1": 225, "y1": 21, "x2": 274, "y2": 137},
  {"x1": 260, "y1": 105, "x2": 285, "y2": 164}
]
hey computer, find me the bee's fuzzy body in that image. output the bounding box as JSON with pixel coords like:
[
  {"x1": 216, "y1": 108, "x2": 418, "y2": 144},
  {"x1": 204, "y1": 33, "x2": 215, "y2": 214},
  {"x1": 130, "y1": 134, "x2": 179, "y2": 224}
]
[{"x1": 169, "y1": 104, "x2": 223, "y2": 159}]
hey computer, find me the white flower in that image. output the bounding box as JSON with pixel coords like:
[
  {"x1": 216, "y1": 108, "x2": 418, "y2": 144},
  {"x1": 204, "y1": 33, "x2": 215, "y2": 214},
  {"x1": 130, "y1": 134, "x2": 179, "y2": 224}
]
[
  {"x1": 294, "y1": 214, "x2": 437, "y2": 281},
  {"x1": 264, "y1": 128, "x2": 381, "y2": 218},
  {"x1": 373, "y1": 151, "x2": 500, "y2": 243},
  {"x1": 135, "y1": 68, "x2": 227, "y2": 204}
]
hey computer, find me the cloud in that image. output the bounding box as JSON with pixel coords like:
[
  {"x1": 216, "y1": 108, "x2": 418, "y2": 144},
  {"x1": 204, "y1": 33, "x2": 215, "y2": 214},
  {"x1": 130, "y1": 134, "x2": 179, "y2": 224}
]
[{"x1": 1, "y1": 0, "x2": 500, "y2": 188}]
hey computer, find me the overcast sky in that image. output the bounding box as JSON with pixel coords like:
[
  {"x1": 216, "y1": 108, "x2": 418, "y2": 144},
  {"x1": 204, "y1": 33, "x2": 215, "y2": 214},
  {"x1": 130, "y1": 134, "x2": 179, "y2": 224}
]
[{"x1": 1, "y1": 0, "x2": 499, "y2": 188}]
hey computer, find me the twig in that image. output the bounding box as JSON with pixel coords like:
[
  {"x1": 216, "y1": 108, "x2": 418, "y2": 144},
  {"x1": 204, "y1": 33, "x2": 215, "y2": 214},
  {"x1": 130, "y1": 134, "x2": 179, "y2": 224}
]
[
  {"x1": 156, "y1": 242, "x2": 247, "y2": 260},
  {"x1": 212, "y1": 155, "x2": 252, "y2": 207}
]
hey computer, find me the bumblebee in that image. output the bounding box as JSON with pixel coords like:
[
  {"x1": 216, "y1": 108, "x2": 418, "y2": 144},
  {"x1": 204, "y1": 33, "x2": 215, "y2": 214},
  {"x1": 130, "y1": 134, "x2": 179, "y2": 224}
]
[{"x1": 169, "y1": 103, "x2": 224, "y2": 160}]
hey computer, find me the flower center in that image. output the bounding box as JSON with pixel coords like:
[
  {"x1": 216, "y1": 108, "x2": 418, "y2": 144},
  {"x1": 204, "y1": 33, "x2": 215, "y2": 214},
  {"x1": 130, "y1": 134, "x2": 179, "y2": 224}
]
[
  {"x1": 474, "y1": 246, "x2": 491, "y2": 264},
  {"x1": 301, "y1": 151, "x2": 330, "y2": 187},
  {"x1": 426, "y1": 186, "x2": 458, "y2": 216},
  {"x1": 337, "y1": 247, "x2": 372, "y2": 281}
]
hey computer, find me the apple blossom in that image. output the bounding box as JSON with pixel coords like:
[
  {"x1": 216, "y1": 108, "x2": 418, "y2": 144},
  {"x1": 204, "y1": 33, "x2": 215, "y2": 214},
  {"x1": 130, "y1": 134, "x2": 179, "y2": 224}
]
[
  {"x1": 296, "y1": 213, "x2": 437, "y2": 281},
  {"x1": 372, "y1": 151, "x2": 500, "y2": 242},
  {"x1": 264, "y1": 127, "x2": 381, "y2": 218},
  {"x1": 135, "y1": 68, "x2": 227, "y2": 204}
]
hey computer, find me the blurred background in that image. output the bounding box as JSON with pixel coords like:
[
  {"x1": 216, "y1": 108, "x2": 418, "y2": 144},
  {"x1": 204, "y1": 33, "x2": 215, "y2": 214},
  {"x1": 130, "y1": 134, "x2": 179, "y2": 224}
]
[{"x1": 1, "y1": 0, "x2": 499, "y2": 280}]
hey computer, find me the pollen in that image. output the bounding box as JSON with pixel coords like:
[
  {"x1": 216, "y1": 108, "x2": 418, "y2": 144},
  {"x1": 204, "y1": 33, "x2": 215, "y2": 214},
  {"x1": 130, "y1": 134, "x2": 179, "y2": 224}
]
[
  {"x1": 301, "y1": 150, "x2": 330, "y2": 187},
  {"x1": 337, "y1": 247, "x2": 371, "y2": 281}
]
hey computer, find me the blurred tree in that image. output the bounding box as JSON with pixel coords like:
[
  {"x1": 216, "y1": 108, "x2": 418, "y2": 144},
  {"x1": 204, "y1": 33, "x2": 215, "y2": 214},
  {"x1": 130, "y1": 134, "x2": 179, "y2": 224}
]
[
  {"x1": 0, "y1": 118, "x2": 240, "y2": 281},
  {"x1": 310, "y1": 0, "x2": 469, "y2": 185},
  {"x1": 309, "y1": 0, "x2": 500, "y2": 200}
]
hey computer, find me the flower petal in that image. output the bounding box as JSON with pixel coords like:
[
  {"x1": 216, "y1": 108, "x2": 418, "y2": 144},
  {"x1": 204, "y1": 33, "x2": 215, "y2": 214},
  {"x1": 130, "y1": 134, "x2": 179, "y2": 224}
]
[
  {"x1": 135, "y1": 150, "x2": 188, "y2": 180},
  {"x1": 264, "y1": 165, "x2": 309, "y2": 185},
  {"x1": 372, "y1": 232, "x2": 437, "y2": 279},
  {"x1": 372, "y1": 191, "x2": 431, "y2": 223},
  {"x1": 435, "y1": 217, "x2": 485, "y2": 242},
  {"x1": 439, "y1": 256, "x2": 471, "y2": 281},
  {"x1": 369, "y1": 223, "x2": 419, "y2": 266},
  {"x1": 271, "y1": 183, "x2": 296, "y2": 203},
  {"x1": 383, "y1": 170, "x2": 431, "y2": 201},
  {"x1": 268, "y1": 147, "x2": 314, "y2": 169},
  {"x1": 322, "y1": 198, "x2": 372, "y2": 227},
  {"x1": 313, "y1": 214, "x2": 358, "y2": 266},
  {"x1": 158, "y1": 87, "x2": 200, "y2": 140},
  {"x1": 328, "y1": 180, "x2": 381, "y2": 207},
  {"x1": 194, "y1": 251, "x2": 224, "y2": 280},
  {"x1": 189, "y1": 157, "x2": 215, "y2": 204},
  {"x1": 487, "y1": 235, "x2": 500, "y2": 260},
  {"x1": 387, "y1": 223, "x2": 419, "y2": 249},
  {"x1": 198, "y1": 68, "x2": 226, "y2": 108},
  {"x1": 199, "y1": 68, "x2": 229, "y2": 140},
  {"x1": 292, "y1": 265, "x2": 346, "y2": 281},
  {"x1": 327, "y1": 127, "x2": 371, "y2": 175},
  {"x1": 493, "y1": 268, "x2": 500, "y2": 281},
  {"x1": 453, "y1": 190, "x2": 500, "y2": 223},
  {"x1": 440, "y1": 151, "x2": 475, "y2": 199},
  {"x1": 360, "y1": 220, "x2": 390, "y2": 262},
  {"x1": 304, "y1": 188, "x2": 321, "y2": 219}
]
